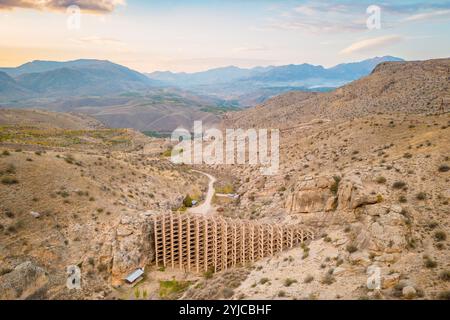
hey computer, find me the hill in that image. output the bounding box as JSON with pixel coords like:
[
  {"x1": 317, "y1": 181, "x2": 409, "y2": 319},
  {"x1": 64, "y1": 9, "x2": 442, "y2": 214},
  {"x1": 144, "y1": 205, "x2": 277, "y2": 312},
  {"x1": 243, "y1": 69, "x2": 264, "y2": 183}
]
[{"x1": 223, "y1": 58, "x2": 450, "y2": 129}]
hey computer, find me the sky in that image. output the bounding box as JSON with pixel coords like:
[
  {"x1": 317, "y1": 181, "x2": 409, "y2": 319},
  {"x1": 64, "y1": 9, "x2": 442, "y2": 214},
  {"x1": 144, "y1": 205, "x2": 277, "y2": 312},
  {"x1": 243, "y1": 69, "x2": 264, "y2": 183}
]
[{"x1": 0, "y1": 0, "x2": 449, "y2": 72}]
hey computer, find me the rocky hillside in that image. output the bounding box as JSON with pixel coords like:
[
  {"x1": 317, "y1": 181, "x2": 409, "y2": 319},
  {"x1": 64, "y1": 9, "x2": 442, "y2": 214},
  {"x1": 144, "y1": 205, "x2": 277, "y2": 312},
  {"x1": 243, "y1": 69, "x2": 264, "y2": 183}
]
[
  {"x1": 197, "y1": 58, "x2": 450, "y2": 300},
  {"x1": 223, "y1": 58, "x2": 450, "y2": 129},
  {"x1": 0, "y1": 109, "x2": 207, "y2": 299}
]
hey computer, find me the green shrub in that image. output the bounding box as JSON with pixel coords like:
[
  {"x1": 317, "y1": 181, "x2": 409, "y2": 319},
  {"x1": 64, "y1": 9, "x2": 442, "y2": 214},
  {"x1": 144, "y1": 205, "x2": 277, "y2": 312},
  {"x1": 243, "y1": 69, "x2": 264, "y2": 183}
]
[
  {"x1": 424, "y1": 257, "x2": 437, "y2": 268},
  {"x1": 434, "y1": 231, "x2": 447, "y2": 242},
  {"x1": 392, "y1": 181, "x2": 406, "y2": 189},
  {"x1": 376, "y1": 176, "x2": 386, "y2": 184},
  {"x1": 183, "y1": 195, "x2": 193, "y2": 208},
  {"x1": 283, "y1": 278, "x2": 298, "y2": 287},
  {"x1": 416, "y1": 192, "x2": 427, "y2": 200},
  {"x1": 330, "y1": 176, "x2": 341, "y2": 195},
  {"x1": 259, "y1": 277, "x2": 270, "y2": 285},
  {"x1": 346, "y1": 244, "x2": 358, "y2": 253},
  {"x1": 1, "y1": 177, "x2": 18, "y2": 185}
]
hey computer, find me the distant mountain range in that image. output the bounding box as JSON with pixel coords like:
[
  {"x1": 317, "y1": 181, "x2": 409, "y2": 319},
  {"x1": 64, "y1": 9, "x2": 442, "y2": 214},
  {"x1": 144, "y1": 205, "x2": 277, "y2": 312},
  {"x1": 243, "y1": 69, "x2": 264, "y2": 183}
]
[
  {"x1": 146, "y1": 56, "x2": 404, "y2": 106},
  {"x1": 0, "y1": 59, "x2": 159, "y2": 99},
  {"x1": 0, "y1": 56, "x2": 405, "y2": 132}
]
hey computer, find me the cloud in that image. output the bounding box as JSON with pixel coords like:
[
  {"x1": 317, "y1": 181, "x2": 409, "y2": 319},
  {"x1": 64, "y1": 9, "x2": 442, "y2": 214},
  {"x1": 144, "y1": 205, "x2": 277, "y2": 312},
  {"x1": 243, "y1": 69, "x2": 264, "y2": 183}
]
[
  {"x1": 0, "y1": 0, "x2": 126, "y2": 14},
  {"x1": 403, "y1": 9, "x2": 450, "y2": 22},
  {"x1": 340, "y1": 35, "x2": 403, "y2": 55}
]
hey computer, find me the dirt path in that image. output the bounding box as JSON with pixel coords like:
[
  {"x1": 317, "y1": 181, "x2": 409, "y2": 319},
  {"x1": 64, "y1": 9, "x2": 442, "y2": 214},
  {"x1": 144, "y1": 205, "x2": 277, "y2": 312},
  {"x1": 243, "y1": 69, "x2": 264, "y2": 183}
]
[{"x1": 187, "y1": 170, "x2": 216, "y2": 215}]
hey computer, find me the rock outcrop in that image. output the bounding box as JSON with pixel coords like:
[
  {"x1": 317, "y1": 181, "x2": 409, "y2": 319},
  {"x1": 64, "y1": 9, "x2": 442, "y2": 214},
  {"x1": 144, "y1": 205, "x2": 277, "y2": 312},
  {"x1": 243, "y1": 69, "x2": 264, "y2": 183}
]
[
  {"x1": 0, "y1": 261, "x2": 49, "y2": 299},
  {"x1": 111, "y1": 212, "x2": 156, "y2": 285}
]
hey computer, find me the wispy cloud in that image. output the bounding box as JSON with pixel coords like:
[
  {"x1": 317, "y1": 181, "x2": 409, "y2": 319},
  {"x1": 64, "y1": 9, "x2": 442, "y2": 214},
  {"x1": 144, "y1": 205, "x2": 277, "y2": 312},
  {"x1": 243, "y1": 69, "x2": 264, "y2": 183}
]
[
  {"x1": 340, "y1": 35, "x2": 403, "y2": 55},
  {"x1": 0, "y1": 0, "x2": 126, "y2": 14},
  {"x1": 403, "y1": 9, "x2": 450, "y2": 22}
]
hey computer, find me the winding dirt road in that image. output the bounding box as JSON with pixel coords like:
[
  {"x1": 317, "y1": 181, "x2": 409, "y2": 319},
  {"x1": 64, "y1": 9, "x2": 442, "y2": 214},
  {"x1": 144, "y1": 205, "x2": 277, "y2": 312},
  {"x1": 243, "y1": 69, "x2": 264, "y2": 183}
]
[{"x1": 187, "y1": 170, "x2": 216, "y2": 215}]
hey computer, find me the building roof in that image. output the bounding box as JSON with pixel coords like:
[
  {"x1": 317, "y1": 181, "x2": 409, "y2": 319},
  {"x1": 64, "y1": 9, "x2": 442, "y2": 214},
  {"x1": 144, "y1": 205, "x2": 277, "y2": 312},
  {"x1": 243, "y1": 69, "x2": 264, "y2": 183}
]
[{"x1": 125, "y1": 268, "x2": 144, "y2": 283}]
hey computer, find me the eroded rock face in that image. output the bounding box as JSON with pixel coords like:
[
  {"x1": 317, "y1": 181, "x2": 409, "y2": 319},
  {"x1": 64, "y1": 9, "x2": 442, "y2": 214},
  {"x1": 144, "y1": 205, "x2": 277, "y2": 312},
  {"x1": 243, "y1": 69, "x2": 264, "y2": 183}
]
[
  {"x1": 0, "y1": 261, "x2": 49, "y2": 300},
  {"x1": 111, "y1": 213, "x2": 155, "y2": 284},
  {"x1": 286, "y1": 176, "x2": 336, "y2": 213},
  {"x1": 337, "y1": 174, "x2": 379, "y2": 210},
  {"x1": 287, "y1": 173, "x2": 381, "y2": 214}
]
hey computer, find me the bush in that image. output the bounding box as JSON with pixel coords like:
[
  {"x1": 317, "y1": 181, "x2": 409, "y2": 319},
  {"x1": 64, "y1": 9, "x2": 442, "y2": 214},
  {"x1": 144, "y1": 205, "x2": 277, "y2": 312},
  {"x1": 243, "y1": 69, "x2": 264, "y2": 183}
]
[
  {"x1": 2, "y1": 150, "x2": 10, "y2": 156},
  {"x1": 438, "y1": 164, "x2": 449, "y2": 172},
  {"x1": 399, "y1": 195, "x2": 407, "y2": 203},
  {"x1": 439, "y1": 270, "x2": 450, "y2": 281},
  {"x1": 376, "y1": 176, "x2": 386, "y2": 184},
  {"x1": 283, "y1": 278, "x2": 298, "y2": 287},
  {"x1": 278, "y1": 290, "x2": 286, "y2": 297},
  {"x1": 434, "y1": 231, "x2": 447, "y2": 242},
  {"x1": 304, "y1": 275, "x2": 314, "y2": 284},
  {"x1": 424, "y1": 257, "x2": 437, "y2": 268},
  {"x1": 403, "y1": 152, "x2": 413, "y2": 159},
  {"x1": 259, "y1": 277, "x2": 270, "y2": 285},
  {"x1": 183, "y1": 195, "x2": 193, "y2": 208},
  {"x1": 346, "y1": 244, "x2": 358, "y2": 253},
  {"x1": 330, "y1": 176, "x2": 341, "y2": 195},
  {"x1": 392, "y1": 181, "x2": 406, "y2": 189},
  {"x1": 203, "y1": 268, "x2": 214, "y2": 279},
  {"x1": 416, "y1": 192, "x2": 427, "y2": 200},
  {"x1": 1, "y1": 177, "x2": 18, "y2": 185}
]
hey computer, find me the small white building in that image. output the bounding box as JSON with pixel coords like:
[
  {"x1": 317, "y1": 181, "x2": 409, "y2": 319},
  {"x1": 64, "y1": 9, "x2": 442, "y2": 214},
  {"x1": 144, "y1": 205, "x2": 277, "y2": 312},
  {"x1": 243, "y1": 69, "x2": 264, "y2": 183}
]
[{"x1": 124, "y1": 268, "x2": 144, "y2": 286}]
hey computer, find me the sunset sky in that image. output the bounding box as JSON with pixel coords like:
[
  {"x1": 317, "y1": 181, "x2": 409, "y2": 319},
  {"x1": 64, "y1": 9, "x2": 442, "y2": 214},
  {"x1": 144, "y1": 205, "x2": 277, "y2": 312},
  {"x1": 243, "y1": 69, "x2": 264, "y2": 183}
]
[{"x1": 1, "y1": 0, "x2": 449, "y2": 72}]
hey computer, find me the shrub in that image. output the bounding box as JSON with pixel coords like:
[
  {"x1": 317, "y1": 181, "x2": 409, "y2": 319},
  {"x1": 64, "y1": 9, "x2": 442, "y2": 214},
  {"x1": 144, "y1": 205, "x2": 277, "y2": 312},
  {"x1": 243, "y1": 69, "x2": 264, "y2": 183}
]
[
  {"x1": 278, "y1": 290, "x2": 286, "y2": 297},
  {"x1": 259, "y1": 277, "x2": 270, "y2": 285},
  {"x1": 183, "y1": 195, "x2": 193, "y2": 208},
  {"x1": 403, "y1": 152, "x2": 413, "y2": 159},
  {"x1": 5, "y1": 164, "x2": 16, "y2": 174},
  {"x1": 346, "y1": 244, "x2": 358, "y2": 253},
  {"x1": 376, "y1": 176, "x2": 386, "y2": 184},
  {"x1": 438, "y1": 164, "x2": 449, "y2": 172},
  {"x1": 330, "y1": 176, "x2": 341, "y2": 195},
  {"x1": 2, "y1": 150, "x2": 10, "y2": 156},
  {"x1": 304, "y1": 275, "x2": 314, "y2": 284},
  {"x1": 416, "y1": 192, "x2": 427, "y2": 200},
  {"x1": 399, "y1": 195, "x2": 407, "y2": 203},
  {"x1": 1, "y1": 177, "x2": 18, "y2": 185},
  {"x1": 392, "y1": 181, "x2": 406, "y2": 189},
  {"x1": 203, "y1": 268, "x2": 214, "y2": 279},
  {"x1": 438, "y1": 291, "x2": 450, "y2": 300},
  {"x1": 283, "y1": 278, "x2": 298, "y2": 287},
  {"x1": 434, "y1": 231, "x2": 447, "y2": 242},
  {"x1": 424, "y1": 257, "x2": 437, "y2": 268},
  {"x1": 439, "y1": 270, "x2": 450, "y2": 281}
]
